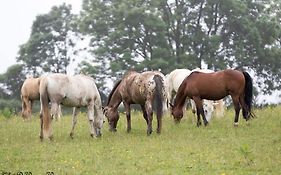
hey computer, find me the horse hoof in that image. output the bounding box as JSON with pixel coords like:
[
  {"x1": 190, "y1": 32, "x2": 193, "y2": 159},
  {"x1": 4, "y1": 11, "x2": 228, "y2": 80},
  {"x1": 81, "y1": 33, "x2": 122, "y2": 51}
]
[
  {"x1": 197, "y1": 122, "x2": 202, "y2": 127},
  {"x1": 234, "y1": 122, "x2": 239, "y2": 127},
  {"x1": 147, "y1": 130, "x2": 152, "y2": 136},
  {"x1": 49, "y1": 135, "x2": 54, "y2": 141},
  {"x1": 70, "y1": 133, "x2": 74, "y2": 139},
  {"x1": 127, "y1": 128, "x2": 131, "y2": 133},
  {"x1": 204, "y1": 121, "x2": 209, "y2": 126},
  {"x1": 39, "y1": 135, "x2": 43, "y2": 142},
  {"x1": 109, "y1": 128, "x2": 117, "y2": 132}
]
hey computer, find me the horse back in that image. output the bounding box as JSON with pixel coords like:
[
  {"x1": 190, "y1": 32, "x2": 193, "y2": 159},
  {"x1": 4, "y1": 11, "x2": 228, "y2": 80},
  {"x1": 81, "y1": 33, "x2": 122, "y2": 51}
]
[
  {"x1": 44, "y1": 74, "x2": 99, "y2": 107},
  {"x1": 183, "y1": 69, "x2": 245, "y2": 100},
  {"x1": 119, "y1": 71, "x2": 166, "y2": 104},
  {"x1": 21, "y1": 77, "x2": 41, "y2": 100}
]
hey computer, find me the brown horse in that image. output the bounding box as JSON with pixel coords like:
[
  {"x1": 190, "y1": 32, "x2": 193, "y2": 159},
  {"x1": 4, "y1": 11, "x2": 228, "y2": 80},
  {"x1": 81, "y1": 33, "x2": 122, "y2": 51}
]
[
  {"x1": 21, "y1": 77, "x2": 62, "y2": 120},
  {"x1": 103, "y1": 71, "x2": 168, "y2": 135},
  {"x1": 21, "y1": 77, "x2": 42, "y2": 119},
  {"x1": 171, "y1": 69, "x2": 254, "y2": 127}
]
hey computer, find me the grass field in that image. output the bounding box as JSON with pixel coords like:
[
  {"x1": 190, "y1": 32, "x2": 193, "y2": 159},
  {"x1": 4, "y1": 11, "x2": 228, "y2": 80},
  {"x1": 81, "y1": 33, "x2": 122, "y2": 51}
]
[{"x1": 0, "y1": 106, "x2": 280, "y2": 175}]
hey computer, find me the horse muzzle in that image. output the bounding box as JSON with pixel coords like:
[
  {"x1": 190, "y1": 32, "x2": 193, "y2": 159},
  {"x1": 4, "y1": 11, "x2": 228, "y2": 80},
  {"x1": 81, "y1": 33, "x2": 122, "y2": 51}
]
[
  {"x1": 174, "y1": 118, "x2": 181, "y2": 124},
  {"x1": 109, "y1": 127, "x2": 117, "y2": 132}
]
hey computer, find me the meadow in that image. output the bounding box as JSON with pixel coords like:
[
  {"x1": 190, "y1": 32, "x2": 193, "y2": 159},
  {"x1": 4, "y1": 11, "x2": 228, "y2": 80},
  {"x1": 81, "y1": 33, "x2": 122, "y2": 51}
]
[{"x1": 0, "y1": 106, "x2": 280, "y2": 175}]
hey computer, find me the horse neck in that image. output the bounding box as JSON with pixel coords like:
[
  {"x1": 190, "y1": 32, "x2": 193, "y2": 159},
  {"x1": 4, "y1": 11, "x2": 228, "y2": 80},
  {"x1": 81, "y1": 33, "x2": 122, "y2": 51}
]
[
  {"x1": 174, "y1": 83, "x2": 187, "y2": 110},
  {"x1": 108, "y1": 89, "x2": 122, "y2": 109}
]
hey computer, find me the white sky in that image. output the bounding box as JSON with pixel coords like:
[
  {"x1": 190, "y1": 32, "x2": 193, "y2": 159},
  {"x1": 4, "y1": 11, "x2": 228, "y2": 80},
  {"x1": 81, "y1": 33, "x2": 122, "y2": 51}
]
[{"x1": 0, "y1": 0, "x2": 82, "y2": 74}]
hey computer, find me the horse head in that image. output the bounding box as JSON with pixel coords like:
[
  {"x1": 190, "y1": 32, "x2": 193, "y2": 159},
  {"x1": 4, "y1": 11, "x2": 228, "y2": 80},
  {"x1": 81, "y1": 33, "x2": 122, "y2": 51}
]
[
  {"x1": 203, "y1": 100, "x2": 214, "y2": 122},
  {"x1": 103, "y1": 106, "x2": 119, "y2": 132},
  {"x1": 170, "y1": 103, "x2": 183, "y2": 123}
]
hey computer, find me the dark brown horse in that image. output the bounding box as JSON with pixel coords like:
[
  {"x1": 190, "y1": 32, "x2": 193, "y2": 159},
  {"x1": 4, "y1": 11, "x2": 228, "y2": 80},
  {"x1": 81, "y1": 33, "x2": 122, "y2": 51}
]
[
  {"x1": 171, "y1": 69, "x2": 254, "y2": 126},
  {"x1": 103, "y1": 71, "x2": 167, "y2": 135}
]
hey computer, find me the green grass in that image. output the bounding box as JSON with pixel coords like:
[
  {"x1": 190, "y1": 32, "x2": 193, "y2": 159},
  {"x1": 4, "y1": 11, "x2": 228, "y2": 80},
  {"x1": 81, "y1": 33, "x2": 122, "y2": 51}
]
[{"x1": 0, "y1": 106, "x2": 281, "y2": 174}]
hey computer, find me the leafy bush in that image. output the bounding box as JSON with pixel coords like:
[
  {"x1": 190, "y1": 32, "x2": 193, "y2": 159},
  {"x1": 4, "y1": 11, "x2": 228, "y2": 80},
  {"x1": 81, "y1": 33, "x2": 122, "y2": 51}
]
[
  {"x1": 0, "y1": 99, "x2": 21, "y2": 113},
  {"x1": 0, "y1": 107, "x2": 14, "y2": 118}
]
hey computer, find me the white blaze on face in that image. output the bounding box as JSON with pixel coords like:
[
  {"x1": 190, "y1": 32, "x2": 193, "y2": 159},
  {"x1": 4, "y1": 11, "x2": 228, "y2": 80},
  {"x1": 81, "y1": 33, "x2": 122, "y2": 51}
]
[{"x1": 203, "y1": 100, "x2": 214, "y2": 122}]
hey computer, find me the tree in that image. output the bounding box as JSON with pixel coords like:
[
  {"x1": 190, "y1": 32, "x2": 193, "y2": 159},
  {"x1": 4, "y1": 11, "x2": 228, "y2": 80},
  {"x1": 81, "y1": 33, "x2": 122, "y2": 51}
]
[
  {"x1": 75, "y1": 60, "x2": 108, "y2": 104},
  {"x1": 79, "y1": 0, "x2": 281, "y2": 94},
  {"x1": 17, "y1": 3, "x2": 79, "y2": 76},
  {"x1": 0, "y1": 64, "x2": 25, "y2": 99}
]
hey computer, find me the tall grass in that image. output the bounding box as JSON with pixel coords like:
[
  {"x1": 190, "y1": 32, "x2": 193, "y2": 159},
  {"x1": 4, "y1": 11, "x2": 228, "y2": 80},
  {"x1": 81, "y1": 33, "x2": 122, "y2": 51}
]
[{"x1": 0, "y1": 107, "x2": 280, "y2": 174}]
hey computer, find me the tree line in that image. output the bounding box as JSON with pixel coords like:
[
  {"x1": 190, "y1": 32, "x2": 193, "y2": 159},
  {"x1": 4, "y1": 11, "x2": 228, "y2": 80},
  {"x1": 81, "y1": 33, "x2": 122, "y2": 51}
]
[{"x1": 0, "y1": 0, "x2": 280, "y2": 111}]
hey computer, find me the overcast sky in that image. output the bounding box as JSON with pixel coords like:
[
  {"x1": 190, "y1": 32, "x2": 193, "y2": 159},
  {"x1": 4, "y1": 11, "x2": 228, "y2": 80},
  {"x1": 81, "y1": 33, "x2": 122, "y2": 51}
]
[{"x1": 0, "y1": 0, "x2": 81, "y2": 74}]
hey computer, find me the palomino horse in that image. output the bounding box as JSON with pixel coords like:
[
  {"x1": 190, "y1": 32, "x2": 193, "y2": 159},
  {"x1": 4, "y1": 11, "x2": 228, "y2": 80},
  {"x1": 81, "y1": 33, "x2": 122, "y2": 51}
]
[
  {"x1": 104, "y1": 71, "x2": 167, "y2": 135},
  {"x1": 21, "y1": 77, "x2": 62, "y2": 120},
  {"x1": 171, "y1": 69, "x2": 254, "y2": 126},
  {"x1": 39, "y1": 73, "x2": 104, "y2": 140},
  {"x1": 166, "y1": 68, "x2": 225, "y2": 121}
]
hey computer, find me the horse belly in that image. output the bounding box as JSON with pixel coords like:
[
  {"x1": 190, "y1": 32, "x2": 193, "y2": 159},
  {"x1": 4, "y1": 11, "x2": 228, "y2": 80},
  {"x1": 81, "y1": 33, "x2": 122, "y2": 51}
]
[
  {"x1": 61, "y1": 96, "x2": 88, "y2": 107},
  {"x1": 201, "y1": 92, "x2": 227, "y2": 101}
]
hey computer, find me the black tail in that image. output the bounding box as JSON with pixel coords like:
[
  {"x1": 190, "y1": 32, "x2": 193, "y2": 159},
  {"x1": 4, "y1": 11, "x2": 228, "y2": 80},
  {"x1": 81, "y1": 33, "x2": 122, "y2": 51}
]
[
  {"x1": 242, "y1": 71, "x2": 255, "y2": 119},
  {"x1": 153, "y1": 75, "x2": 164, "y2": 118}
]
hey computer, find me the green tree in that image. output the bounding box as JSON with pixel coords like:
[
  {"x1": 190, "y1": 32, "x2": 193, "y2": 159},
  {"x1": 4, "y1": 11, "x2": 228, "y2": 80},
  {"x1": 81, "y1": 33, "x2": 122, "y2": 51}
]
[
  {"x1": 0, "y1": 64, "x2": 25, "y2": 99},
  {"x1": 79, "y1": 0, "x2": 281, "y2": 93},
  {"x1": 75, "y1": 60, "x2": 107, "y2": 104},
  {"x1": 17, "y1": 3, "x2": 79, "y2": 76}
]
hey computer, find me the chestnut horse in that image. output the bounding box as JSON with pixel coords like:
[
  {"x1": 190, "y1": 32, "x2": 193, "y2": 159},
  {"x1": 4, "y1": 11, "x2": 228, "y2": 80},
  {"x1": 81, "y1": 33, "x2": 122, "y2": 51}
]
[
  {"x1": 171, "y1": 69, "x2": 254, "y2": 127},
  {"x1": 166, "y1": 68, "x2": 225, "y2": 121},
  {"x1": 39, "y1": 73, "x2": 104, "y2": 140},
  {"x1": 103, "y1": 71, "x2": 167, "y2": 135},
  {"x1": 21, "y1": 77, "x2": 62, "y2": 120}
]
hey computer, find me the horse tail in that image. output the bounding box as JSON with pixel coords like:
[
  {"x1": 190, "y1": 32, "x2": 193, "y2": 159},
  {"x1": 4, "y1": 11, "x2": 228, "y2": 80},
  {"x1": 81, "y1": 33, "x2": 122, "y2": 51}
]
[
  {"x1": 242, "y1": 71, "x2": 255, "y2": 119},
  {"x1": 153, "y1": 75, "x2": 164, "y2": 118},
  {"x1": 39, "y1": 77, "x2": 51, "y2": 138}
]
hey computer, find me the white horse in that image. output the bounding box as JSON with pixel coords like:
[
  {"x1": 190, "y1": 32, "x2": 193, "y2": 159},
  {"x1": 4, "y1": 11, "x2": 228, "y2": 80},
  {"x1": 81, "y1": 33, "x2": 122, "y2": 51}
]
[
  {"x1": 39, "y1": 73, "x2": 104, "y2": 140},
  {"x1": 166, "y1": 68, "x2": 225, "y2": 121}
]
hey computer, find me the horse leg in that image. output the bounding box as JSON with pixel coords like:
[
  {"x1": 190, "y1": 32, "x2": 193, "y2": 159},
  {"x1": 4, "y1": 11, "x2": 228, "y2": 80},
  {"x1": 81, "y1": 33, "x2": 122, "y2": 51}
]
[
  {"x1": 29, "y1": 100, "x2": 33, "y2": 118},
  {"x1": 145, "y1": 101, "x2": 153, "y2": 135},
  {"x1": 124, "y1": 103, "x2": 131, "y2": 133},
  {"x1": 70, "y1": 107, "x2": 78, "y2": 139},
  {"x1": 87, "y1": 105, "x2": 96, "y2": 137},
  {"x1": 56, "y1": 105, "x2": 62, "y2": 121},
  {"x1": 231, "y1": 95, "x2": 241, "y2": 127},
  {"x1": 193, "y1": 97, "x2": 208, "y2": 126},
  {"x1": 141, "y1": 105, "x2": 149, "y2": 124},
  {"x1": 39, "y1": 111, "x2": 43, "y2": 141},
  {"x1": 239, "y1": 96, "x2": 249, "y2": 121},
  {"x1": 51, "y1": 103, "x2": 59, "y2": 121}
]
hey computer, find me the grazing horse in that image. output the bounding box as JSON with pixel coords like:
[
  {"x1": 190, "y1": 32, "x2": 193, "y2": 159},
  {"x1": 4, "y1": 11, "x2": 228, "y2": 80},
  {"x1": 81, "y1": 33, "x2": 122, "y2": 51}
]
[
  {"x1": 21, "y1": 77, "x2": 62, "y2": 120},
  {"x1": 103, "y1": 71, "x2": 167, "y2": 135},
  {"x1": 166, "y1": 68, "x2": 225, "y2": 121},
  {"x1": 39, "y1": 73, "x2": 104, "y2": 140},
  {"x1": 171, "y1": 69, "x2": 254, "y2": 127}
]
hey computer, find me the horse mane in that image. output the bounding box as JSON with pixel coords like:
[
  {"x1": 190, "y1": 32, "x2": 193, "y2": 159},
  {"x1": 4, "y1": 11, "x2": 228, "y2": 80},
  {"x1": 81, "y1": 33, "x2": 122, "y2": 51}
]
[{"x1": 107, "y1": 79, "x2": 122, "y2": 106}]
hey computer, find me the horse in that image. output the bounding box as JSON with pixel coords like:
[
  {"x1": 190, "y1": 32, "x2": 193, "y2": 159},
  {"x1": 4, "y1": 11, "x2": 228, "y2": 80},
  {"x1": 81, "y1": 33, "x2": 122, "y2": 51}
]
[
  {"x1": 190, "y1": 68, "x2": 225, "y2": 120},
  {"x1": 166, "y1": 68, "x2": 225, "y2": 121},
  {"x1": 103, "y1": 70, "x2": 168, "y2": 135},
  {"x1": 39, "y1": 73, "x2": 104, "y2": 140},
  {"x1": 21, "y1": 77, "x2": 62, "y2": 120},
  {"x1": 171, "y1": 69, "x2": 254, "y2": 127}
]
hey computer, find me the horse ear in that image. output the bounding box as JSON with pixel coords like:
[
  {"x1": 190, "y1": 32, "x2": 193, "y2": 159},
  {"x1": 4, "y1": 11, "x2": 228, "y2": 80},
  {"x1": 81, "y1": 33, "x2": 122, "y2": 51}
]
[
  {"x1": 169, "y1": 102, "x2": 174, "y2": 108},
  {"x1": 102, "y1": 106, "x2": 108, "y2": 115}
]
